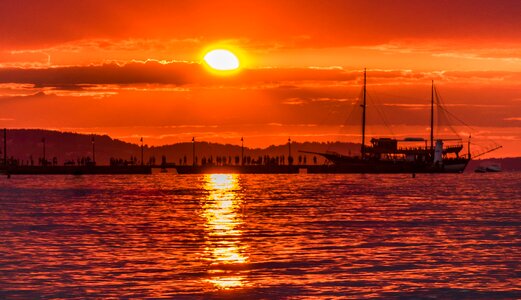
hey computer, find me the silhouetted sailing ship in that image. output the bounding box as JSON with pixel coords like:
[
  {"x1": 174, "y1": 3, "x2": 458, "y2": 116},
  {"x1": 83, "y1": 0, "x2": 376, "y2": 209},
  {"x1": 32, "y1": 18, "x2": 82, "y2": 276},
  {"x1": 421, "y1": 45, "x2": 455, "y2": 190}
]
[{"x1": 302, "y1": 70, "x2": 491, "y2": 173}]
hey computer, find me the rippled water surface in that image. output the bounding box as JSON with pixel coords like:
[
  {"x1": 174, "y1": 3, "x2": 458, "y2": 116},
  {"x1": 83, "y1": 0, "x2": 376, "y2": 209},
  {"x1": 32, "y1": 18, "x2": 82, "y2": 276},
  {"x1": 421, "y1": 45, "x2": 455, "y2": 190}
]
[{"x1": 1, "y1": 173, "x2": 520, "y2": 299}]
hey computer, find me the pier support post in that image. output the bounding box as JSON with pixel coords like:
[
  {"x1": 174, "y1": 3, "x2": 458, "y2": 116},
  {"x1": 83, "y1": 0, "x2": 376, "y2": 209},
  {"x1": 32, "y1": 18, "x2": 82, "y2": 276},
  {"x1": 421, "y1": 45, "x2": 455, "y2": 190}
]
[
  {"x1": 42, "y1": 138, "x2": 46, "y2": 166},
  {"x1": 91, "y1": 135, "x2": 95, "y2": 166},
  {"x1": 3, "y1": 128, "x2": 6, "y2": 167},
  {"x1": 192, "y1": 137, "x2": 196, "y2": 166},
  {"x1": 241, "y1": 137, "x2": 244, "y2": 165},
  {"x1": 288, "y1": 137, "x2": 292, "y2": 165}
]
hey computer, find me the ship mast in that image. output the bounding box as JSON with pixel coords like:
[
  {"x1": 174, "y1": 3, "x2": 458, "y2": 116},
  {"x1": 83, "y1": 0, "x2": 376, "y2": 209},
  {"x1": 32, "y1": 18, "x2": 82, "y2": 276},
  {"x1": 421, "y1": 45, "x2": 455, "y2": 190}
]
[
  {"x1": 430, "y1": 80, "x2": 434, "y2": 158},
  {"x1": 361, "y1": 68, "x2": 367, "y2": 158}
]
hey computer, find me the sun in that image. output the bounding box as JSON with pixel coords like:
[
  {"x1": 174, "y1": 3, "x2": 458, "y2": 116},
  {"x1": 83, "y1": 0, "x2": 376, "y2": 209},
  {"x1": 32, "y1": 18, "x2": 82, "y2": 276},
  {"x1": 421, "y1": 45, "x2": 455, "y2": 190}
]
[{"x1": 203, "y1": 49, "x2": 240, "y2": 72}]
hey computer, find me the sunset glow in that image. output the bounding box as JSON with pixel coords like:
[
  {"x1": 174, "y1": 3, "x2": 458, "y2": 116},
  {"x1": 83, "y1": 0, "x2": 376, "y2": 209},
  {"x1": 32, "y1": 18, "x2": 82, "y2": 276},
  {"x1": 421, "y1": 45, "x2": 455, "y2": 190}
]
[{"x1": 2, "y1": 2, "x2": 521, "y2": 297}]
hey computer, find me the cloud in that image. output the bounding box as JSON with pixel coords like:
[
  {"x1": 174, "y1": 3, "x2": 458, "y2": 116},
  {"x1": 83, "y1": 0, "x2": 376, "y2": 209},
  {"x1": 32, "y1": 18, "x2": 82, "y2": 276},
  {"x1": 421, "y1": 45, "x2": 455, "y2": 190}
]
[
  {"x1": 505, "y1": 117, "x2": 521, "y2": 122},
  {"x1": 6, "y1": 62, "x2": 502, "y2": 90},
  {"x1": 281, "y1": 96, "x2": 354, "y2": 105},
  {"x1": 383, "y1": 103, "x2": 429, "y2": 110},
  {"x1": 311, "y1": 97, "x2": 353, "y2": 103},
  {"x1": 0, "y1": 38, "x2": 203, "y2": 68},
  {"x1": 2, "y1": 58, "x2": 521, "y2": 95},
  {"x1": 282, "y1": 98, "x2": 306, "y2": 105},
  {"x1": 0, "y1": 61, "x2": 362, "y2": 90},
  {"x1": 0, "y1": 60, "x2": 197, "y2": 87},
  {"x1": 442, "y1": 70, "x2": 521, "y2": 80}
]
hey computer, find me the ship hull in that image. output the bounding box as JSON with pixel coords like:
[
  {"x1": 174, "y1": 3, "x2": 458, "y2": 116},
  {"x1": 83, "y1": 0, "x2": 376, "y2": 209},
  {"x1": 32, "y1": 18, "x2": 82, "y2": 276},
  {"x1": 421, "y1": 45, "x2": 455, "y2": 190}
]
[
  {"x1": 313, "y1": 153, "x2": 469, "y2": 173},
  {"x1": 314, "y1": 162, "x2": 468, "y2": 173}
]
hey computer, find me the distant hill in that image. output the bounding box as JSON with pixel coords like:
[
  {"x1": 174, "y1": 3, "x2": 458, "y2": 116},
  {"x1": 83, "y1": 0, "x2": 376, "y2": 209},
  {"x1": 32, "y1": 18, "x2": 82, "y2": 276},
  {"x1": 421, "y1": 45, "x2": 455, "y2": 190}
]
[
  {"x1": 2, "y1": 129, "x2": 519, "y2": 170},
  {"x1": 1, "y1": 129, "x2": 359, "y2": 166}
]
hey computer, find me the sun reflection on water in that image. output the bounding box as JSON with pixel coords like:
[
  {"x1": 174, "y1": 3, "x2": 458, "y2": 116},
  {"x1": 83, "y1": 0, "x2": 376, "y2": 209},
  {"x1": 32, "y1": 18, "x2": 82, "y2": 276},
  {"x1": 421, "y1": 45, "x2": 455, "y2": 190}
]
[{"x1": 201, "y1": 174, "x2": 248, "y2": 290}]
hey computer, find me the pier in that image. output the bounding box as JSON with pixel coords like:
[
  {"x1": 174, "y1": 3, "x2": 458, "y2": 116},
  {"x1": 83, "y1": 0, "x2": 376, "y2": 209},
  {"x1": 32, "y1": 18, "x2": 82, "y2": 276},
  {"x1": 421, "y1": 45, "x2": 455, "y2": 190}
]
[{"x1": 3, "y1": 165, "x2": 152, "y2": 175}]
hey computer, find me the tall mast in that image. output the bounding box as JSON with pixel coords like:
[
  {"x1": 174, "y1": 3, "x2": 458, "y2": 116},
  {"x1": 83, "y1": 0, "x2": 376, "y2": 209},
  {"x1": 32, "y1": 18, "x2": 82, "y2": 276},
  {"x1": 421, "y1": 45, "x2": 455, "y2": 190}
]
[
  {"x1": 430, "y1": 80, "x2": 434, "y2": 156},
  {"x1": 468, "y1": 135, "x2": 471, "y2": 159},
  {"x1": 361, "y1": 68, "x2": 367, "y2": 158}
]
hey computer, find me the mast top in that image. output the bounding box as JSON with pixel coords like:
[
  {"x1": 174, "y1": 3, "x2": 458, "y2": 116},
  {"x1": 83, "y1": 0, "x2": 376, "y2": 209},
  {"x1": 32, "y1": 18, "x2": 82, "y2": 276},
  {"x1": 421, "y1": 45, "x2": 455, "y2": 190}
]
[{"x1": 360, "y1": 68, "x2": 367, "y2": 158}]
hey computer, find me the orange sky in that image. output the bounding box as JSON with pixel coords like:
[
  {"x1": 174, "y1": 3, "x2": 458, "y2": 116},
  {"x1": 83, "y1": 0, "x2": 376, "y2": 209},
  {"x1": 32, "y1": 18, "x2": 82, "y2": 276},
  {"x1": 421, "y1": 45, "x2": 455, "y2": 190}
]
[{"x1": 1, "y1": 0, "x2": 521, "y2": 157}]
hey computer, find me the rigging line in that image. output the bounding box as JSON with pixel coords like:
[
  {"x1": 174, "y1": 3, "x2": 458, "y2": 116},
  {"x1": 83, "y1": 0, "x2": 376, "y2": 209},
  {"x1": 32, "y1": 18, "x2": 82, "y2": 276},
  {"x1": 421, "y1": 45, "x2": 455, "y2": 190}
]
[
  {"x1": 471, "y1": 140, "x2": 498, "y2": 148},
  {"x1": 434, "y1": 87, "x2": 475, "y2": 130},
  {"x1": 312, "y1": 85, "x2": 360, "y2": 128},
  {"x1": 438, "y1": 101, "x2": 494, "y2": 156},
  {"x1": 327, "y1": 89, "x2": 362, "y2": 152},
  {"x1": 341, "y1": 89, "x2": 363, "y2": 127},
  {"x1": 437, "y1": 105, "x2": 475, "y2": 130},
  {"x1": 313, "y1": 98, "x2": 344, "y2": 130},
  {"x1": 367, "y1": 91, "x2": 395, "y2": 137},
  {"x1": 434, "y1": 85, "x2": 500, "y2": 154},
  {"x1": 435, "y1": 87, "x2": 463, "y2": 137},
  {"x1": 436, "y1": 88, "x2": 500, "y2": 148},
  {"x1": 435, "y1": 87, "x2": 440, "y2": 138},
  {"x1": 338, "y1": 91, "x2": 362, "y2": 133},
  {"x1": 437, "y1": 99, "x2": 459, "y2": 137}
]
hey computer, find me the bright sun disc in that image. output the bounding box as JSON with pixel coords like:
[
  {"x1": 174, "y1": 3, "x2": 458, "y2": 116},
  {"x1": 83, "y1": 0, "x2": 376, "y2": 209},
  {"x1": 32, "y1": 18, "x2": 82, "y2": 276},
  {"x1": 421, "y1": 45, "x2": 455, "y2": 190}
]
[{"x1": 203, "y1": 49, "x2": 240, "y2": 71}]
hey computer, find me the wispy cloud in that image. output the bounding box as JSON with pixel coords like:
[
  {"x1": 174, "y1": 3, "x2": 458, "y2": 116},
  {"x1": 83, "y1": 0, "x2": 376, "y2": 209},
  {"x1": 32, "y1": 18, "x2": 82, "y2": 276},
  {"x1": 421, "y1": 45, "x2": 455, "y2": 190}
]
[
  {"x1": 311, "y1": 97, "x2": 354, "y2": 103},
  {"x1": 504, "y1": 117, "x2": 521, "y2": 121},
  {"x1": 282, "y1": 98, "x2": 306, "y2": 105},
  {"x1": 383, "y1": 103, "x2": 429, "y2": 110}
]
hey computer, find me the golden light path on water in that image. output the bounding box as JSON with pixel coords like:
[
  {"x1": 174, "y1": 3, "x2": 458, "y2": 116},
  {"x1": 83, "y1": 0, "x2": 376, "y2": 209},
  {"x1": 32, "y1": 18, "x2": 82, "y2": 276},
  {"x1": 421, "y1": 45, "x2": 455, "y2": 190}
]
[{"x1": 201, "y1": 174, "x2": 248, "y2": 290}]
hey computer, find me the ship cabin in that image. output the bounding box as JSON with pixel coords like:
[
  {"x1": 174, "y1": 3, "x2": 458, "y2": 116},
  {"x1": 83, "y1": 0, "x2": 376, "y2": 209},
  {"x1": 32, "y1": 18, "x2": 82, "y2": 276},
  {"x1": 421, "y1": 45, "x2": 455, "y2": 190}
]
[{"x1": 366, "y1": 137, "x2": 464, "y2": 162}]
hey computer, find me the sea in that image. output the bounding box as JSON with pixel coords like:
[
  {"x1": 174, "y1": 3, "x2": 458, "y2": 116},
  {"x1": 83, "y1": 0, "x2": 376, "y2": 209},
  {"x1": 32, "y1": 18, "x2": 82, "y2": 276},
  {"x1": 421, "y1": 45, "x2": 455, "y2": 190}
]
[{"x1": 1, "y1": 173, "x2": 520, "y2": 299}]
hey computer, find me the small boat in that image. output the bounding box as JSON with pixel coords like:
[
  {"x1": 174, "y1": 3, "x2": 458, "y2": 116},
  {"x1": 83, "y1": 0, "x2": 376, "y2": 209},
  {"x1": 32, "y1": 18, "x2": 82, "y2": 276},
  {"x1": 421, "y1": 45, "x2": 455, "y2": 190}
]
[
  {"x1": 474, "y1": 164, "x2": 501, "y2": 173},
  {"x1": 474, "y1": 166, "x2": 487, "y2": 173},
  {"x1": 486, "y1": 164, "x2": 502, "y2": 172}
]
